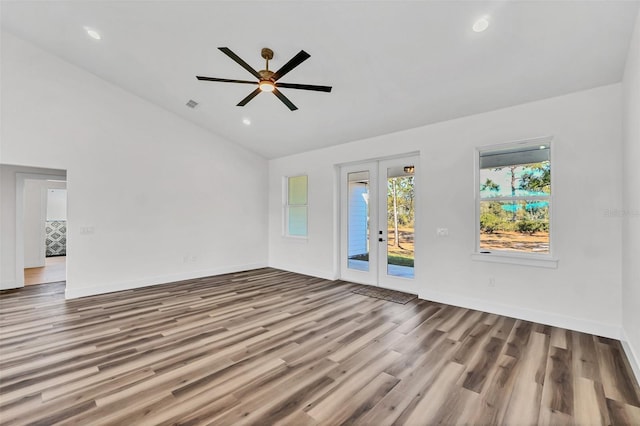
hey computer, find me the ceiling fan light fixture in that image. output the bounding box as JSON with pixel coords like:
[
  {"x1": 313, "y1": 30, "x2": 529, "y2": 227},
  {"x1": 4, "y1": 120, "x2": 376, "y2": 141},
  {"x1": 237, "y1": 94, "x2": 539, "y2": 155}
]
[{"x1": 259, "y1": 80, "x2": 275, "y2": 92}]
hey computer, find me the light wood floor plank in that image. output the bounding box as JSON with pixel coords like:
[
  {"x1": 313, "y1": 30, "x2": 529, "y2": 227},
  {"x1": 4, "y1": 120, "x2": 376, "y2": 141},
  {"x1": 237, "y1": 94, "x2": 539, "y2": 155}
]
[
  {"x1": 1, "y1": 268, "x2": 639, "y2": 425},
  {"x1": 24, "y1": 256, "x2": 66, "y2": 286}
]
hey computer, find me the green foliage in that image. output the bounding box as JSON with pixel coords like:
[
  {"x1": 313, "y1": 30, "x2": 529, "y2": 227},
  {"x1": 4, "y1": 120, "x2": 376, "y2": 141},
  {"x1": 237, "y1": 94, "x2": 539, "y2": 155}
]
[
  {"x1": 387, "y1": 176, "x2": 415, "y2": 227},
  {"x1": 480, "y1": 200, "x2": 548, "y2": 235},
  {"x1": 481, "y1": 178, "x2": 500, "y2": 192},
  {"x1": 516, "y1": 219, "x2": 543, "y2": 235},
  {"x1": 387, "y1": 254, "x2": 414, "y2": 267},
  {"x1": 480, "y1": 212, "x2": 502, "y2": 233},
  {"x1": 519, "y1": 162, "x2": 551, "y2": 194},
  {"x1": 348, "y1": 253, "x2": 414, "y2": 267},
  {"x1": 480, "y1": 201, "x2": 510, "y2": 233}
]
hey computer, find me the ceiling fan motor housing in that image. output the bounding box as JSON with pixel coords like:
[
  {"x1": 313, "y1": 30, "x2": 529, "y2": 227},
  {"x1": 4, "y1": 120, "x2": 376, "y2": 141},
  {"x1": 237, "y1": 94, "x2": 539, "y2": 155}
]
[
  {"x1": 259, "y1": 69, "x2": 275, "y2": 80},
  {"x1": 260, "y1": 48, "x2": 275, "y2": 80}
]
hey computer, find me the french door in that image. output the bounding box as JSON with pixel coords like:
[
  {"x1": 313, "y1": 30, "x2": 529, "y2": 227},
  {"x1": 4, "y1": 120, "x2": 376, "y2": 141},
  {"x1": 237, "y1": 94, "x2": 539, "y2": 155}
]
[{"x1": 340, "y1": 156, "x2": 417, "y2": 291}]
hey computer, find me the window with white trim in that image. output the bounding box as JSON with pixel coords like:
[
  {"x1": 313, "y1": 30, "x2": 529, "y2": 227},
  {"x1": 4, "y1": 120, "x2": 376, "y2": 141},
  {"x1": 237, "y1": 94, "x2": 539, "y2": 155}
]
[
  {"x1": 286, "y1": 175, "x2": 308, "y2": 237},
  {"x1": 477, "y1": 139, "x2": 551, "y2": 256}
]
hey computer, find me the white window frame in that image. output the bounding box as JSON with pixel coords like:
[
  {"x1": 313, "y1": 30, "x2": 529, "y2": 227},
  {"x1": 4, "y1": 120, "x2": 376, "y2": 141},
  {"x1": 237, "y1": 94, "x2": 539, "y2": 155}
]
[
  {"x1": 284, "y1": 175, "x2": 308, "y2": 238},
  {"x1": 472, "y1": 136, "x2": 558, "y2": 268}
]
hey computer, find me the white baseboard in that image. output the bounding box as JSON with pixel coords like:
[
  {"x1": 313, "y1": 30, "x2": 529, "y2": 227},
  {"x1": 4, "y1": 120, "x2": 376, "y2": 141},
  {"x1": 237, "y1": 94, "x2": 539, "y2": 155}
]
[
  {"x1": 267, "y1": 263, "x2": 338, "y2": 281},
  {"x1": 0, "y1": 280, "x2": 20, "y2": 291},
  {"x1": 64, "y1": 263, "x2": 268, "y2": 299},
  {"x1": 418, "y1": 288, "x2": 622, "y2": 340},
  {"x1": 621, "y1": 329, "x2": 640, "y2": 386}
]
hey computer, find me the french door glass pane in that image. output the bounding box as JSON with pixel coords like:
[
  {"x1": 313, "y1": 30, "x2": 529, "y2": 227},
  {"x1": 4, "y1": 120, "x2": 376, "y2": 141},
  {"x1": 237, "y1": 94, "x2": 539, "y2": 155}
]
[
  {"x1": 386, "y1": 166, "x2": 415, "y2": 278},
  {"x1": 347, "y1": 171, "x2": 370, "y2": 271}
]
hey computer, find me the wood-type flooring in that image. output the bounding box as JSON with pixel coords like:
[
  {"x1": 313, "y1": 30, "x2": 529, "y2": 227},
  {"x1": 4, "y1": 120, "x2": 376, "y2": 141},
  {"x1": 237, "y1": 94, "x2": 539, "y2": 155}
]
[
  {"x1": 24, "y1": 256, "x2": 66, "y2": 286},
  {"x1": 1, "y1": 268, "x2": 639, "y2": 425}
]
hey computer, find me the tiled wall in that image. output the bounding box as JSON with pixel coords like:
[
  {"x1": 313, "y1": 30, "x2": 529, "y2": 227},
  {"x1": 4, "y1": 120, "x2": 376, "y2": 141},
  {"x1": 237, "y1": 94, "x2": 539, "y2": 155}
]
[{"x1": 46, "y1": 220, "x2": 66, "y2": 257}]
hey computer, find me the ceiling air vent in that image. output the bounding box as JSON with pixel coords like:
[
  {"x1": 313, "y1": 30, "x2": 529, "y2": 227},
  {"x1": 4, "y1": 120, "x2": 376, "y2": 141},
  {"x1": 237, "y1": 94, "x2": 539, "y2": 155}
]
[{"x1": 186, "y1": 99, "x2": 199, "y2": 109}]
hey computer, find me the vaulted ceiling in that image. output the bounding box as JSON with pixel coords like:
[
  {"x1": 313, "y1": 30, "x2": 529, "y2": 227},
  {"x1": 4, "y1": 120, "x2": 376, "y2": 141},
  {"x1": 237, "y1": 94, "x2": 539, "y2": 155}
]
[{"x1": 1, "y1": 1, "x2": 638, "y2": 158}]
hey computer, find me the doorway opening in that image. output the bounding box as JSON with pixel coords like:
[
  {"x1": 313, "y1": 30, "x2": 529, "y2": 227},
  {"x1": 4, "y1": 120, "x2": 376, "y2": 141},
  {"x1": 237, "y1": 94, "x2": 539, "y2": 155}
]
[
  {"x1": 340, "y1": 155, "x2": 417, "y2": 292},
  {"x1": 12, "y1": 170, "x2": 68, "y2": 288},
  {"x1": 23, "y1": 183, "x2": 67, "y2": 285}
]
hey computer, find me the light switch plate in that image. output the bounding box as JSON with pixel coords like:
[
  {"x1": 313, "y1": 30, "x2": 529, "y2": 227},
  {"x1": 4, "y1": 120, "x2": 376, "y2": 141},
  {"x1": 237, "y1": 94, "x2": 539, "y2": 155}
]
[
  {"x1": 80, "y1": 226, "x2": 95, "y2": 235},
  {"x1": 436, "y1": 228, "x2": 449, "y2": 236}
]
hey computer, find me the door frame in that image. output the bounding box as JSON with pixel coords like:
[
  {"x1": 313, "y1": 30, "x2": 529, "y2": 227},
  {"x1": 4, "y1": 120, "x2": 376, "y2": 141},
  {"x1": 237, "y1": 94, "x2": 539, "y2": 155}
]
[
  {"x1": 338, "y1": 153, "x2": 419, "y2": 292},
  {"x1": 15, "y1": 172, "x2": 67, "y2": 288}
]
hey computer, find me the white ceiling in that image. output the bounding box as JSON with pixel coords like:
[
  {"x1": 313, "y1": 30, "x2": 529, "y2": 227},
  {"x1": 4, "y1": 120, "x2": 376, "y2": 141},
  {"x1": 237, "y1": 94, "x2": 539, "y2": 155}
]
[{"x1": 1, "y1": 1, "x2": 638, "y2": 159}]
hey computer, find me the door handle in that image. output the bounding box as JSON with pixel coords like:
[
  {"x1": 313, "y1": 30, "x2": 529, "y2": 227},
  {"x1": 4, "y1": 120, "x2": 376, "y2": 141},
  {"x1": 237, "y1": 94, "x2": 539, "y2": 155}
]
[{"x1": 378, "y1": 238, "x2": 385, "y2": 242}]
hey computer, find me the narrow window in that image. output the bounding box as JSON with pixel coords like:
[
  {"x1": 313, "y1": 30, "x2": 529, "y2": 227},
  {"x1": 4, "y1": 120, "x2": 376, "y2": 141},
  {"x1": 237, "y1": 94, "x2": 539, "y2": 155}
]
[
  {"x1": 286, "y1": 175, "x2": 308, "y2": 237},
  {"x1": 478, "y1": 140, "x2": 551, "y2": 255}
]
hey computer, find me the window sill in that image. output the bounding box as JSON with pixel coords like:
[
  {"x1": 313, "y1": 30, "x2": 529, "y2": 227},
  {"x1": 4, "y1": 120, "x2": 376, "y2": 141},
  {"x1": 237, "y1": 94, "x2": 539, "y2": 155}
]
[
  {"x1": 282, "y1": 235, "x2": 309, "y2": 243},
  {"x1": 471, "y1": 252, "x2": 558, "y2": 269}
]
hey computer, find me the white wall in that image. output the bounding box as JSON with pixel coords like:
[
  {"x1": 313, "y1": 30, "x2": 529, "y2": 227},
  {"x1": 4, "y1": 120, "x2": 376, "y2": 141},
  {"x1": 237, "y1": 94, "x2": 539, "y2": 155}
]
[
  {"x1": 23, "y1": 179, "x2": 47, "y2": 268},
  {"x1": 269, "y1": 84, "x2": 623, "y2": 338},
  {"x1": 622, "y1": 10, "x2": 640, "y2": 382},
  {"x1": 0, "y1": 31, "x2": 269, "y2": 297},
  {"x1": 47, "y1": 188, "x2": 67, "y2": 221}
]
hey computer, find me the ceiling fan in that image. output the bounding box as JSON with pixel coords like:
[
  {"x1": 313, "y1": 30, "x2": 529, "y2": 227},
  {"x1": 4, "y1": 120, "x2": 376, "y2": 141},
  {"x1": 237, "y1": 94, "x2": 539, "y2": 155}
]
[{"x1": 196, "y1": 47, "x2": 332, "y2": 111}]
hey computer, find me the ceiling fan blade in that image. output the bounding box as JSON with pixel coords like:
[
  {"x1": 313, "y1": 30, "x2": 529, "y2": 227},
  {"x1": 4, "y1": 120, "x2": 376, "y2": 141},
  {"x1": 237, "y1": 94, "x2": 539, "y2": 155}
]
[
  {"x1": 272, "y1": 50, "x2": 311, "y2": 81},
  {"x1": 218, "y1": 47, "x2": 262, "y2": 80},
  {"x1": 272, "y1": 88, "x2": 298, "y2": 111},
  {"x1": 237, "y1": 88, "x2": 262, "y2": 107},
  {"x1": 276, "y1": 82, "x2": 332, "y2": 92},
  {"x1": 196, "y1": 76, "x2": 258, "y2": 85}
]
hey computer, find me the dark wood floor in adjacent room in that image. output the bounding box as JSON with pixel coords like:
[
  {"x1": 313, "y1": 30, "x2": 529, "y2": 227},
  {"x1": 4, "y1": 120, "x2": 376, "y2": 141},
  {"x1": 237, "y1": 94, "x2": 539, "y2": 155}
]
[{"x1": 1, "y1": 268, "x2": 639, "y2": 425}]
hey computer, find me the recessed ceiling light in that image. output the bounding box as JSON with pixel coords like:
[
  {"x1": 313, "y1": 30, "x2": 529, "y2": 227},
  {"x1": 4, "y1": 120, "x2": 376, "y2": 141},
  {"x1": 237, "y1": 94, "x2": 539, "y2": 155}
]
[
  {"x1": 539, "y1": 145, "x2": 547, "y2": 149},
  {"x1": 472, "y1": 16, "x2": 490, "y2": 33},
  {"x1": 242, "y1": 118, "x2": 251, "y2": 126},
  {"x1": 83, "y1": 26, "x2": 101, "y2": 40}
]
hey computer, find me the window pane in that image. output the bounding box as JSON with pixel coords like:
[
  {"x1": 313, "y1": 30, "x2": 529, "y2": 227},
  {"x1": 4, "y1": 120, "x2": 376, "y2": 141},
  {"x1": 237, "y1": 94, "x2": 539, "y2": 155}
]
[
  {"x1": 347, "y1": 171, "x2": 369, "y2": 271},
  {"x1": 480, "y1": 200, "x2": 549, "y2": 254},
  {"x1": 480, "y1": 160, "x2": 550, "y2": 199},
  {"x1": 288, "y1": 206, "x2": 307, "y2": 236},
  {"x1": 288, "y1": 176, "x2": 307, "y2": 205},
  {"x1": 386, "y1": 169, "x2": 414, "y2": 279}
]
